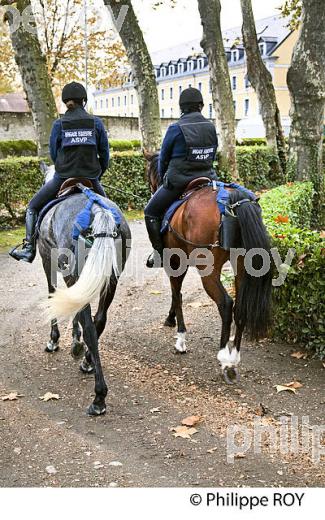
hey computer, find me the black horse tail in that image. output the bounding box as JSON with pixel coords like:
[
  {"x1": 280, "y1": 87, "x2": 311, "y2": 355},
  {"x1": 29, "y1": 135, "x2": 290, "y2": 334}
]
[{"x1": 229, "y1": 190, "x2": 273, "y2": 340}]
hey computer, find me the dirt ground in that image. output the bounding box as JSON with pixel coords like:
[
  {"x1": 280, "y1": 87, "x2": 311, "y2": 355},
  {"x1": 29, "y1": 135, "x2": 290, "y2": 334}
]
[{"x1": 0, "y1": 220, "x2": 324, "y2": 487}]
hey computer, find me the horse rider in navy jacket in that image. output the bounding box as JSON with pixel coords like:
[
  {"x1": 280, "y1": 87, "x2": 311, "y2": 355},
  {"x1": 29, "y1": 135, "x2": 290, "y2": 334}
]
[
  {"x1": 10, "y1": 82, "x2": 109, "y2": 264},
  {"x1": 145, "y1": 87, "x2": 218, "y2": 268}
]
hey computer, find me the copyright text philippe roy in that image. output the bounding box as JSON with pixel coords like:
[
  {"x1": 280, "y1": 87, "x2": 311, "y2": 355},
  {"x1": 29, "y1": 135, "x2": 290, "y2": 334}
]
[{"x1": 189, "y1": 491, "x2": 305, "y2": 509}]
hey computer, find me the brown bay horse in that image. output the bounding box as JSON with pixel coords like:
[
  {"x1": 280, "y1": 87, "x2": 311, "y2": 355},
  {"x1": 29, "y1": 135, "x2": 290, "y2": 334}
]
[{"x1": 145, "y1": 152, "x2": 272, "y2": 384}]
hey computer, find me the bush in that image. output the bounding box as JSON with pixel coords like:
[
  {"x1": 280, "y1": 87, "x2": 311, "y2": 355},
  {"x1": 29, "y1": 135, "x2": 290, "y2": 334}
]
[
  {"x1": 109, "y1": 139, "x2": 141, "y2": 152},
  {"x1": 0, "y1": 153, "x2": 149, "y2": 220},
  {"x1": 0, "y1": 140, "x2": 37, "y2": 159},
  {"x1": 236, "y1": 137, "x2": 267, "y2": 146},
  {"x1": 218, "y1": 146, "x2": 282, "y2": 189},
  {"x1": 261, "y1": 182, "x2": 325, "y2": 358}
]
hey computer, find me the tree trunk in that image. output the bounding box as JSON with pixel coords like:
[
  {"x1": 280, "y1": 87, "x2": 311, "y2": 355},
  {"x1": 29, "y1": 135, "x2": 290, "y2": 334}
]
[
  {"x1": 7, "y1": 0, "x2": 57, "y2": 157},
  {"x1": 197, "y1": 0, "x2": 237, "y2": 179},
  {"x1": 287, "y1": 0, "x2": 325, "y2": 225},
  {"x1": 105, "y1": 0, "x2": 161, "y2": 152},
  {"x1": 240, "y1": 0, "x2": 287, "y2": 177}
]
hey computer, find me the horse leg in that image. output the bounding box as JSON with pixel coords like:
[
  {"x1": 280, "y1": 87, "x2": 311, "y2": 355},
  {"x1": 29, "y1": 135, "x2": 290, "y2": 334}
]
[
  {"x1": 71, "y1": 314, "x2": 84, "y2": 359},
  {"x1": 79, "y1": 275, "x2": 118, "y2": 374},
  {"x1": 201, "y1": 271, "x2": 238, "y2": 384},
  {"x1": 170, "y1": 269, "x2": 188, "y2": 353},
  {"x1": 43, "y1": 259, "x2": 60, "y2": 353},
  {"x1": 230, "y1": 256, "x2": 246, "y2": 372},
  {"x1": 78, "y1": 304, "x2": 107, "y2": 416},
  {"x1": 94, "y1": 274, "x2": 118, "y2": 339}
]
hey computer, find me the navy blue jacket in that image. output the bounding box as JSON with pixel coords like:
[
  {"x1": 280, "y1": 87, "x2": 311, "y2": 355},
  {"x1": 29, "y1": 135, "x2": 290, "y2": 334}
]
[
  {"x1": 49, "y1": 111, "x2": 110, "y2": 177},
  {"x1": 158, "y1": 123, "x2": 186, "y2": 179}
]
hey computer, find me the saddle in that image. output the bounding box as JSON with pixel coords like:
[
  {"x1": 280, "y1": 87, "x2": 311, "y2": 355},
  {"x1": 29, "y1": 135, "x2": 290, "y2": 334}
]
[
  {"x1": 58, "y1": 178, "x2": 96, "y2": 198},
  {"x1": 183, "y1": 176, "x2": 211, "y2": 197}
]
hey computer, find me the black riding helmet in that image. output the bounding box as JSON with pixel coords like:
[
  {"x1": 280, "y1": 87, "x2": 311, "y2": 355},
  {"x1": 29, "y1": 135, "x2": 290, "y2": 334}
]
[
  {"x1": 62, "y1": 81, "x2": 88, "y2": 104},
  {"x1": 179, "y1": 87, "x2": 204, "y2": 108}
]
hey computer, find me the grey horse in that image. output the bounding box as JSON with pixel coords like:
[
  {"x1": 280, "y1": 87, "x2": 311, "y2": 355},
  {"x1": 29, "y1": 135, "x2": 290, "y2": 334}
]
[{"x1": 38, "y1": 163, "x2": 131, "y2": 416}]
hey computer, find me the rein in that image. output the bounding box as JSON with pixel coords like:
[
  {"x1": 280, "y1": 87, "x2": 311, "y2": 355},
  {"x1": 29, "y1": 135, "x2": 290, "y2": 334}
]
[{"x1": 102, "y1": 183, "x2": 144, "y2": 201}]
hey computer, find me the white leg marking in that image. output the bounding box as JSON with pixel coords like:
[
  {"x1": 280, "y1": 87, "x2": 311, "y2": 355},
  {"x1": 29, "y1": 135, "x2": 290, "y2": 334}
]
[
  {"x1": 229, "y1": 322, "x2": 236, "y2": 343},
  {"x1": 175, "y1": 332, "x2": 187, "y2": 353},
  {"x1": 217, "y1": 344, "x2": 241, "y2": 370}
]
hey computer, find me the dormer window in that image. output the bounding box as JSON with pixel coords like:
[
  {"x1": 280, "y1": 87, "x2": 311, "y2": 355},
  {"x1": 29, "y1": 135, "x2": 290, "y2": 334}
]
[
  {"x1": 231, "y1": 49, "x2": 239, "y2": 62},
  {"x1": 160, "y1": 66, "x2": 166, "y2": 77},
  {"x1": 169, "y1": 65, "x2": 175, "y2": 76},
  {"x1": 178, "y1": 62, "x2": 184, "y2": 74},
  {"x1": 197, "y1": 58, "x2": 204, "y2": 69},
  {"x1": 187, "y1": 60, "x2": 194, "y2": 72},
  {"x1": 259, "y1": 42, "x2": 266, "y2": 56}
]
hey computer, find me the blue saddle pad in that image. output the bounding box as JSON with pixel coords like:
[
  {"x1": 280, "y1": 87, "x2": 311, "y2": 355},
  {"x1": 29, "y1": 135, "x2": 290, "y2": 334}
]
[{"x1": 160, "y1": 181, "x2": 256, "y2": 234}]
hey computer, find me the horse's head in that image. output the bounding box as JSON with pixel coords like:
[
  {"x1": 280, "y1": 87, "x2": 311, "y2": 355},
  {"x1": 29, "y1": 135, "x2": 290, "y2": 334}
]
[
  {"x1": 40, "y1": 161, "x2": 55, "y2": 184},
  {"x1": 143, "y1": 150, "x2": 161, "y2": 195}
]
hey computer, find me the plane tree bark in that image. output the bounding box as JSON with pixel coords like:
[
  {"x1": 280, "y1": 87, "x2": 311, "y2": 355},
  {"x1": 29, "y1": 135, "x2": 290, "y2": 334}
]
[
  {"x1": 3, "y1": 0, "x2": 57, "y2": 157},
  {"x1": 105, "y1": 0, "x2": 161, "y2": 152},
  {"x1": 240, "y1": 0, "x2": 287, "y2": 177},
  {"x1": 287, "y1": 0, "x2": 325, "y2": 225},
  {"x1": 197, "y1": 0, "x2": 238, "y2": 179}
]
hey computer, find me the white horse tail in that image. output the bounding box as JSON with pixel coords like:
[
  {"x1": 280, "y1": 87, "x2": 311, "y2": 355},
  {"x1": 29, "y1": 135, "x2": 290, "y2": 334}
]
[{"x1": 47, "y1": 209, "x2": 118, "y2": 320}]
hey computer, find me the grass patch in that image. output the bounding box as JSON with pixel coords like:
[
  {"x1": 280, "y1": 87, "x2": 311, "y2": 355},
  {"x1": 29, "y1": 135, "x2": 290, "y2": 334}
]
[
  {"x1": 0, "y1": 226, "x2": 25, "y2": 253},
  {"x1": 125, "y1": 209, "x2": 144, "y2": 221}
]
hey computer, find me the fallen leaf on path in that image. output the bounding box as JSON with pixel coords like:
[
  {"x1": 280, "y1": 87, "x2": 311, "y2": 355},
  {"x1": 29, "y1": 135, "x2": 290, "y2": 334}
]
[
  {"x1": 181, "y1": 415, "x2": 203, "y2": 427},
  {"x1": 150, "y1": 407, "x2": 161, "y2": 414},
  {"x1": 286, "y1": 381, "x2": 303, "y2": 389},
  {"x1": 109, "y1": 461, "x2": 123, "y2": 467},
  {"x1": 150, "y1": 290, "x2": 162, "y2": 295},
  {"x1": 172, "y1": 426, "x2": 198, "y2": 439},
  {"x1": 235, "y1": 453, "x2": 246, "y2": 459},
  {"x1": 291, "y1": 351, "x2": 307, "y2": 360},
  {"x1": 1, "y1": 392, "x2": 24, "y2": 401},
  {"x1": 39, "y1": 392, "x2": 60, "y2": 401},
  {"x1": 46, "y1": 465, "x2": 57, "y2": 475},
  {"x1": 187, "y1": 302, "x2": 202, "y2": 309},
  {"x1": 207, "y1": 447, "x2": 218, "y2": 454},
  {"x1": 275, "y1": 385, "x2": 296, "y2": 394},
  {"x1": 13, "y1": 447, "x2": 22, "y2": 455}
]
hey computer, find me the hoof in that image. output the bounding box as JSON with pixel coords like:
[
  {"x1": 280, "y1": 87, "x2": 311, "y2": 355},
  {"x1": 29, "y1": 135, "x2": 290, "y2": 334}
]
[
  {"x1": 164, "y1": 317, "x2": 176, "y2": 328},
  {"x1": 45, "y1": 340, "x2": 59, "y2": 353},
  {"x1": 71, "y1": 340, "x2": 85, "y2": 359},
  {"x1": 87, "y1": 403, "x2": 106, "y2": 416},
  {"x1": 223, "y1": 367, "x2": 240, "y2": 385},
  {"x1": 80, "y1": 358, "x2": 95, "y2": 374}
]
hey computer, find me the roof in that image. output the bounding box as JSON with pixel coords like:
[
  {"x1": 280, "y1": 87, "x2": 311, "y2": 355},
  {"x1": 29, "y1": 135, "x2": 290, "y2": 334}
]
[
  {"x1": 150, "y1": 14, "x2": 291, "y2": 65},
  {"x1": 0, "y1": 92, "x2": 29, "y2": 112}
]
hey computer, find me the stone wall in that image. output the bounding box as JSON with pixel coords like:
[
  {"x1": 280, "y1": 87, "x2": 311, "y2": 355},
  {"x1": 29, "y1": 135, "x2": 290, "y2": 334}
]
[
  {"x1": 0, "y1": 111, "x2": 177, "y2": 142},
  {"x1": 0, "y1": 112, "x2": 36, "y2": 141}
]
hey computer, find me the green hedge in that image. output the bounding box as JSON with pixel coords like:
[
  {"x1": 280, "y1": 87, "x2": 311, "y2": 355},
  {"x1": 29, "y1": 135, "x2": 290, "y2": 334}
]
[
  {"x1": 236, "y1": 137, "x2": 267, "y2": 146},
  {"x1": 0, "y1": 140, "x2": 37, "y2": 159},
  {"x1": 261, "y1": 182, "x2": 325, "y2": 357},
  {"x1": 109, "y1": 139, "x2": 141, "y2": 152}
]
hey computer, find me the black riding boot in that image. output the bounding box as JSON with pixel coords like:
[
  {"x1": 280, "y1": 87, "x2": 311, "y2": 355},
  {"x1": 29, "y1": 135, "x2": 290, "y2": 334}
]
[
  {"x1": 145, "y1": 216, "x2": 164, "y2": 268},
  {"x1": 9, "y1": 209, "x2": 38, "y2": 263}
]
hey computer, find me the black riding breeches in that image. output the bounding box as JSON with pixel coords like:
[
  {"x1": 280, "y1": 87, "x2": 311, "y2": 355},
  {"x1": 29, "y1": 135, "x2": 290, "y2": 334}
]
[
  {"x1": 144, "y1": 185, "x2": 184, "y2": 219},
  {"x1": 28, "y1": 173, "x2": 106, "y2": 212}
]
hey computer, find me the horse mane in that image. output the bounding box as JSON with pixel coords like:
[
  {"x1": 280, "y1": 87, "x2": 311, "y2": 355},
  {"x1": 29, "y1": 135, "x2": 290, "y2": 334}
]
[{"x1": 146, "y1": 152, "x2": 161, "y2": 188}]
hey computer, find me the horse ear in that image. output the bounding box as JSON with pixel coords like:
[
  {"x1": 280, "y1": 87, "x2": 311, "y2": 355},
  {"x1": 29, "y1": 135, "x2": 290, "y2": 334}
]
[
  {"x1": 39, "y1": 161, "x2": 49, "y2": 176},
  {"x1": 143, "y1": 149, "x2": 155, "y2": 162}
]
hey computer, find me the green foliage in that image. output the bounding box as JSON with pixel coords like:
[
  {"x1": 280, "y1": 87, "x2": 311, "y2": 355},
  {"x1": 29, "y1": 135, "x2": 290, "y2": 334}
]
[
  {"x1": 261, "y1": 182, "x2": 325, "y2": 358},
  {"x1": 0, "y1": 140, "x2": 37, "y2": 159},
  {"x1": 280, "y1": 0, "x2": 302, "y2": 30},
  {"x1": 236, "y1": 137, "x2": 267, "y2": 146},
  {"x1": 0, "y1": 146, "x2": 284, "y2": 221},
  {"x1": 109, "y1": 139, "x2": 141, "y2": 151}
]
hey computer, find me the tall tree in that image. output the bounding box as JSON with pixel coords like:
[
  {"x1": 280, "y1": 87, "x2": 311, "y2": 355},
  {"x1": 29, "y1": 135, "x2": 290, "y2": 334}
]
[
  {"x1": 104, "y1": 0, "x2": 161, "y2": 152},
  {"x1": 197, "y1": 0, "x2": 237, "y2": 179},
  {"x1": 240, "y1": 0, "x2": 286, "y2": 176},
  {"x1": 3, "y1": 0, "x2": 57, "y2": 156},
  {"x1": 0, "y1": 12, "x2": 20, "y2": 93},
  {"x1": 287, "y1": 0, "x2": 325, "y2": 224}
]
